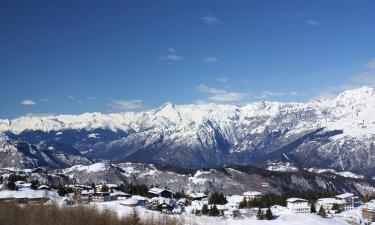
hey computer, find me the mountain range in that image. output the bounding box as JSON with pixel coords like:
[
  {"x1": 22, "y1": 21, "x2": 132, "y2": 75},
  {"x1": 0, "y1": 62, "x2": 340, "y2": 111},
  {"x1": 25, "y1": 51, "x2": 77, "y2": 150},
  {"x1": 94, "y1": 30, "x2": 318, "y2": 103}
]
[{"x1": 1, "y1": 86, "x2": 375, "y2": 176}]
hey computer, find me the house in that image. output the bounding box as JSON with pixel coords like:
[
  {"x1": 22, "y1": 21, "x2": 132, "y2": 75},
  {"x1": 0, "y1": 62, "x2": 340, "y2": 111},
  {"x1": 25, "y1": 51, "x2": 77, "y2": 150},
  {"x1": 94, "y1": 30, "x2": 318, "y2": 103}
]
[
  {"x1": 110, "y1": 191, "x2": 131, "y2": 200},
  {"x1": 362, "y1": 200, "x2": 375, "y2": 223},
  {"x1": 149, "y1": 197, "x2": 174, "y2": 213},
  {"x1": 335, "y1": 193, "x2": 357, "y2": 211},
  {"x1": 187, "y1": 192, "x2": 207, "y2": 201},
  {"x1": 286, "y1": 198, "x2": 311, "y2": 213},
  {"x1": 224, "y1": 202, "x2": 241, "y2": 218},
  {"x1": 243, "y1": 191, "x2": 262, "y2": 202},
  {"x1": 92, "y1": 192, "x2": 111, "y2": 202},
  {"x1": 78, "y1": 189, "x2": 94, "y2": 203},
  {"x1": 148, "y1": 188, "x2": 175, "y2": 199},
  {"x1": 315, "y1": 198, "x2": 346, "y2": 213}
]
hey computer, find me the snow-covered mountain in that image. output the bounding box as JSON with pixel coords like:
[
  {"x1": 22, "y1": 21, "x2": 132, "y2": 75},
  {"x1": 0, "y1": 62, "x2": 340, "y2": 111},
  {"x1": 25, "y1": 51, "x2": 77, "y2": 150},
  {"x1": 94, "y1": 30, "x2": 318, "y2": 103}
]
[{"x1": 1, "y1": 87, "x2": 375, "y2": 174}]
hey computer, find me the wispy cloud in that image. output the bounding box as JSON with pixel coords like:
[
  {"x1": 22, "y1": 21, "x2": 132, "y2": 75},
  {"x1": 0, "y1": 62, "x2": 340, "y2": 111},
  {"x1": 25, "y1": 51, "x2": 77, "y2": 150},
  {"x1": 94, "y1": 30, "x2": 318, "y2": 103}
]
[
  {"x1": 159, "y1": 48, "x2": 183, "y2": 62},
  {"x1": 306, "y1": 19, "x2": 321, "y2": 26},
  {"x1": 208, "y1": 92, "x2": 248, "y2": 102},
  {"x1": 197, "y1": 84, "x2": 226, "y2": 94},
  {"x1": 319, "y1": 58, "x2": 375, "y2": 98},
  {"x1": 254, "y1": 91, "x2": 302, "y2": 99},
  {"x1": 24, "y1": 113, "x2": 54, "y2": 117},
  {"x1": 216, "y1": 77, "x2": 228, "y2": 83},
  {"x1": 21, "y1": 99, "x2": 36, "y2": 105},
  {"x1": 197, "y1": 84, "x2": 248, "y2": 102},
  {"x1": 204, "y1": 57, "x2": 218, "y2": 64},
  {"x1": 351, "y1": 58, "x2": 375, "y2": 86},
  {"x1": 109, "y1": 99, "x2": 144, "y2": 111},
  {"x1": 201, "y1": 15, "x2": 220, "y2": 25}
]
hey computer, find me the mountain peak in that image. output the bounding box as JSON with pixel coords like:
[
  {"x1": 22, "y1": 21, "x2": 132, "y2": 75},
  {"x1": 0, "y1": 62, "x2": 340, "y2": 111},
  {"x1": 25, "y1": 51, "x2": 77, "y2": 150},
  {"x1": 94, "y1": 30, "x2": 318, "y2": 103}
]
[{"x1": 336, "y1": 86, "x2": 375, "y2": 100}]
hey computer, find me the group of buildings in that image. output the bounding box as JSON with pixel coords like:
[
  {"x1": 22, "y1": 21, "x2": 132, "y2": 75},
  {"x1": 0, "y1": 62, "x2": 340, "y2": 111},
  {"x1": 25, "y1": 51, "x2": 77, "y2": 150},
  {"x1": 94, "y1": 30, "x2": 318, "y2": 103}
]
[{"x1": 286, "y1": 192, "x2": 358, "y2": 214}]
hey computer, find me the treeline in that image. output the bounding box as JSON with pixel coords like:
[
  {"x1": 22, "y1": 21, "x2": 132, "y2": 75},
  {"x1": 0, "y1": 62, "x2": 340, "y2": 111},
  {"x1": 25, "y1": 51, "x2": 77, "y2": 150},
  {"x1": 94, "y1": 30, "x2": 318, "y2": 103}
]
[
  {"x1": 119, "y1": 183, "x2": 149, "y2": 197},
  {"x1": 0, "y1": 203, "x2": 184, "y2": 225}
]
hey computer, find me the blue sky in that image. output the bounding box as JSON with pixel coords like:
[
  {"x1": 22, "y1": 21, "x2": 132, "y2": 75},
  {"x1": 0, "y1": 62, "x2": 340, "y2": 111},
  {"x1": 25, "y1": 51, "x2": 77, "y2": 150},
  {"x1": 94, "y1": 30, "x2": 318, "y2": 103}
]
[{"x1": 1, "y1": 0, "x2": 375, "y2": 118}]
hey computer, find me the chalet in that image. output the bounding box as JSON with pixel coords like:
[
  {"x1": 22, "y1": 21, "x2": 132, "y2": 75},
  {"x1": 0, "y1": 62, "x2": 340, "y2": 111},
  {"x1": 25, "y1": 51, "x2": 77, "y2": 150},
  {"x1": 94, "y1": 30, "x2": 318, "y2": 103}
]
[
  {"x1": 243, "y1": 191, "x2": 262, "y2": 201},
  {"x1": 362, "y1": 200, "x2": 375, "y2": 223},
  {"x1": 148, "y1": 188, "x2": 175, "y2": 199},
  {"x1": 315, "y1": 198, "x2": 346, "y2": 213},
  {"x1": 187, "y1": 192, "x2": 207, "y2": 201},
  {"x1": 92, "y1": 192, "x2": 110, "y2": 202},
  {"x1": 149, "y1": 197, "x2": 174, "y2": 213},
  {"x1": 78, "y1": 189, "x2": 95, "y2": 203},
  {"x1": 286, "y1": 198, "x2": 311, "y2": 214},
  {"x1": 335, "y1": 193, "x2": 357, "y2": 211}
]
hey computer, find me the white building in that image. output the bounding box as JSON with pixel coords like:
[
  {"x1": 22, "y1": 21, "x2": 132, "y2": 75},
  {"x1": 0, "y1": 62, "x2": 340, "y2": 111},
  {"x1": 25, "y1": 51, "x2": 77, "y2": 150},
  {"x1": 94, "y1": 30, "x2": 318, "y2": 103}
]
[
  {"x1": 362, "y1": 200, "x2": 375, "y2": 223},
  {"x1": 286, "y1": 198, "x2": 311, "y2": 214},
  {"x1": 315, "y1": 198, "x2": 346, "y2": 213},
  {"x1": 335, "y1": 193, "x2": 357, "y2": 211},
  {"x1": 243, "y1": 191, "x2": 262, "y2": 201}
]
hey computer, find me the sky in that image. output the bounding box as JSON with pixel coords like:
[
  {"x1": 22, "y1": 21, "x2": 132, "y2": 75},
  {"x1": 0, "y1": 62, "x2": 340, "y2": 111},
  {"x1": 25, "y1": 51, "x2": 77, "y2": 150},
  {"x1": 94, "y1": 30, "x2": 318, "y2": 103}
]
[{"x1": 1, "y1": 0, "x2": 375, "y2": 118}]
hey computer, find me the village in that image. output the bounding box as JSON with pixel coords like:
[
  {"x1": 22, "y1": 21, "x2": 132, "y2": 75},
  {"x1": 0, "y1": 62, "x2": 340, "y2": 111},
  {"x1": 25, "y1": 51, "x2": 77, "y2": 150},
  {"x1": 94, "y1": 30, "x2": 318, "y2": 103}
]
[{"x1": 1, "y1": 170, "x2": 375, "y2": 225}]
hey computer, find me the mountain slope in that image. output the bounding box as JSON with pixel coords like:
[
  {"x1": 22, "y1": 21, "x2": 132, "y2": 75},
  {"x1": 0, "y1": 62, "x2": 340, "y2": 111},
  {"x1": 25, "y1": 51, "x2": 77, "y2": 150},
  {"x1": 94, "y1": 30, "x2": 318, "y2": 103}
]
[{"x1": 1, "y1": 87, "x2": 375, "y2": 174}]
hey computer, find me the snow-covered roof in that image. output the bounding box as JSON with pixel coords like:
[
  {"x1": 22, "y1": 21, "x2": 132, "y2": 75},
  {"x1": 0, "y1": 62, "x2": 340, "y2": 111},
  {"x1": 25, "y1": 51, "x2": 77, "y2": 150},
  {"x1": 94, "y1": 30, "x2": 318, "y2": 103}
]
[
  {"x1": 188, "y1": 192, "x2": 207, "y2": 198},
  {"x1": 316, "y1": 198, "x2": 345, "y2": 205},
  {"x1": 243, "y1": 191, "x2": 262, "y2": 196},
  {"x1": 148, "y1": 187, "x2": 174, "y2": 195},
  {"x1": 38, "y1": 185, "x2": 50, "y2": 190},
  {"x1": 110, "y1": 191, "x2": 130, "y2": 196},
  {"x1": 286, "y1": 198, "x2": 308, "y2": 203},
  {"x1": 81, "y1": 189, "x2": 95, "y2": 195},
  {"x1": 335, "y1": 193, "x2": 355, "y2": 199},
  {"x1": 148, "y1": 187, "x2": 164, "y2": 194},
  {"x1": 0, "y1": 190, "x2": 59, "y2": 199}
]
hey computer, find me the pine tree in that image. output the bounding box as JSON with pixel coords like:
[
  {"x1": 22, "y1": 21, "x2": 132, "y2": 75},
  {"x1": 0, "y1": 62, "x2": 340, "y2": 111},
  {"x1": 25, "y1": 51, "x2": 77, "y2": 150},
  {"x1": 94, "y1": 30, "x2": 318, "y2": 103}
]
[
  {"x1": 239, "y1": 198, "x2": 247, "y2": 208},
  {"x1": 256, "y1": 208, "x2": 264, "y2": 220},
  {"x1": 30, "y1": 180, "x2": 39, "y2": 190},
  {"x1": 310, "y1": 202, "x2": 316, "y2": 213},
  {"x1": 318, "y1": 206, "x2": 327, "y2": 218},
  {"x1": 201, "y1": 204, "x2": 209, "y2": 215},
  {"x1": 6, "y1": 180, "x2": 16, "y2": 190},
  {"x1": 127, "y1": 208, "x2": 140, "y2": 225},
  {"x1": 265, "y1": 207, "x2": 273, "y2": 220},
  {"x1": 209, "y1": 204, "x2": 220, "y2": 216},
  {"x1": 331, "y1": 203, "x2": 340, "y2": 212}
]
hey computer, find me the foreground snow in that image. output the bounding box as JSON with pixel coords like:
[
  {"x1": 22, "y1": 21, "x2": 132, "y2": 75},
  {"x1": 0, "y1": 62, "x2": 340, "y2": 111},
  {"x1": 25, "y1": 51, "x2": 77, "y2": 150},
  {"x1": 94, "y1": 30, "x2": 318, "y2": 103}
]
[{"x1": 91, "y1": 201, "x2": 351, "y2": 225}]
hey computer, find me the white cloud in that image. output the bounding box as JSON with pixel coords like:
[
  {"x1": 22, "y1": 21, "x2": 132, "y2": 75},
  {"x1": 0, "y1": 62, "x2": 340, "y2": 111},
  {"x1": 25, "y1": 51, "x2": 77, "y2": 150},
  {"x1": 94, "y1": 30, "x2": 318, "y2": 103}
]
[
  {"x1": 159, "y1": 48, "x2": 183, "y2": 61},
  {"x1": 21, "y1": 99, "x2": 36, "y2": 105},
  {"x1": 197, "y1": 84, "x2": 248, "y2": 102},
  {"x1": 306, "y1": 20, "x2": 321, "y2": 26},
  {"x1": 109, "y1": 99, "x2": 144, "y2": 111},
  {"x1": 254, "y1": 91, "x2": 302, "y2": 99},
  {"x1": 197, "y1": 84, "x2": 226, "y2": 94},
  {"x1": 366, "y1": 58, "x2": 375, "y2": 70},
  {"x1": 24, "y1": 113, "x2": 54, "y2": 117},
  {"x1": 208, "y1": 92, "x2": 248, "y2": 102},
  {"x1": 319, "y1": 58, "x2": 375, "y2": 98},
  {"x1": 216, "y1": 77, "x2": 228, "y2": 83},
  {"x1": 204, "y1": 57, "x2": 218, "y2": 64},
  {"x1": 201, "y1": 15, "x2": 220, "y2": 24}
]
